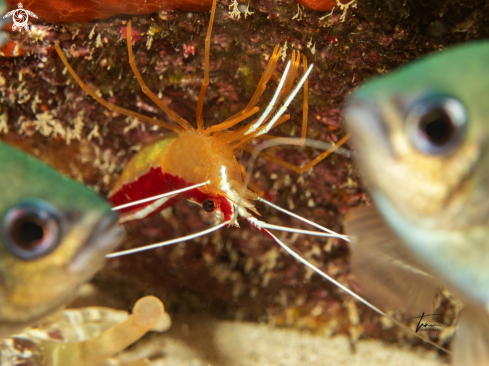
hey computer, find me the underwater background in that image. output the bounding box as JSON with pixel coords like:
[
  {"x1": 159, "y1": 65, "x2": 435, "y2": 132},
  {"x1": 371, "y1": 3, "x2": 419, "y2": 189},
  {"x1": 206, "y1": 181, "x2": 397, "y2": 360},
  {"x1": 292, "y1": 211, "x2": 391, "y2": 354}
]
[{"x1": 1, "y1": 0, "x2": 487, "y2": 364}]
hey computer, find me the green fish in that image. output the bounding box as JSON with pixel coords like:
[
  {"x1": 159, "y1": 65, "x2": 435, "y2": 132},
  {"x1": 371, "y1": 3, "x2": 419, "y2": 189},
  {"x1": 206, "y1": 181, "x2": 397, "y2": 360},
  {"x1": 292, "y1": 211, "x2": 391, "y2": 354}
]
[
  {"x1": 343, "y1": 42, "x2": 489, "y2": 365},
  {"x1": 0, "y1": 141, "x2": 124, "y2": 339}
]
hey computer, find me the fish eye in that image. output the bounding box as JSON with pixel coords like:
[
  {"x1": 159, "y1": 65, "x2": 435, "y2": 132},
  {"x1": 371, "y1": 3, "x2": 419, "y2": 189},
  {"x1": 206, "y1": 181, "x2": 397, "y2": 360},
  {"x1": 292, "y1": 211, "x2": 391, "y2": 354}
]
[
  {"x1": 1, "y1": 201, "x2": 62, "y2": 260},
  {"x1": 202, "y1": 199, "x2": 215, "y2": 212},
  {"x1": 405, "y1": 94, "x2": 467, "y2": 155}
]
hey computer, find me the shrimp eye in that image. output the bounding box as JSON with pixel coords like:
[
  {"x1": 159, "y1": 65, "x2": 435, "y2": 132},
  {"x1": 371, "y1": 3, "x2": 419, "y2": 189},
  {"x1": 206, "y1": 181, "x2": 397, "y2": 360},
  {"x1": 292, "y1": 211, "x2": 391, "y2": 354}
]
[
  {"x1": 405, "y1": 94, "x2": 467, "y2": 155},
  {"x1": 202, "y1": 199, "x2": 215, "y2": 212},
  {"x1": 1, "y1": 200, "x2": 62, "y2": 260}
]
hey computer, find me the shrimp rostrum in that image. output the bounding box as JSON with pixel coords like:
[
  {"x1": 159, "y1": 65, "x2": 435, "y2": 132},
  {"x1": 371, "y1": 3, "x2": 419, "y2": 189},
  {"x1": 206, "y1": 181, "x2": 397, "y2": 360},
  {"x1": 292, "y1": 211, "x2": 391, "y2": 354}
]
[{"x1": 54, "y1": 0, "x2": 349, "y2": 256}]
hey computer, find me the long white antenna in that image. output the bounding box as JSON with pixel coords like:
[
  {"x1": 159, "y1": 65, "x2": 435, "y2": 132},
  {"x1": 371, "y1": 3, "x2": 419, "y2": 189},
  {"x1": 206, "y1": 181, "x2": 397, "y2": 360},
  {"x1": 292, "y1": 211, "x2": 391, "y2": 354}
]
[
  {"x1": 264, "y1": 229, "x2": 450, "y2": 354},
  {"x1": 255, "y1": 221, "x2": 347, "y2": 239},
  {"x1": 106, "y1": 221, "x2": 230, "y2": 258},
  {"x1": 257, "y1": 196, "x2": 350, "y2": 242},
  {"x1": 111, "y1": 180, "x2": 211, "y2": 211}
]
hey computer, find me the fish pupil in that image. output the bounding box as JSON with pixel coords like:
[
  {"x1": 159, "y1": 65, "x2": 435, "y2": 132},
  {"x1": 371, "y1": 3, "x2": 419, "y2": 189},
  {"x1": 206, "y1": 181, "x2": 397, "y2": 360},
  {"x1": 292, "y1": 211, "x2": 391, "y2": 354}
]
[
  {"x1": 17, "y1": 218, "x2": 44, "y2": 247},
  {"x1": 203, "y1": 199, "x2": 215, "y2": 212},
  {"x1": 11, "y1": 214, "x2": 47, "y2": 250},
  {"x1": 420, "y1": 109, "x2": 454, "y2": 146}
]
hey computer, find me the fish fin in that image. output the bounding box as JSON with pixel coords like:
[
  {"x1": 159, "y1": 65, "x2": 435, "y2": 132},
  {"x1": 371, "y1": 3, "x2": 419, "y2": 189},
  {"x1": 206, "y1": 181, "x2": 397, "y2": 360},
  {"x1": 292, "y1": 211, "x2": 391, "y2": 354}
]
[
  {"x1": 452, "y1": 303, "x2": 489, "y2": 366},
  {"x1": 345, "y1": 205, "x2": 440, "y2": 316}
]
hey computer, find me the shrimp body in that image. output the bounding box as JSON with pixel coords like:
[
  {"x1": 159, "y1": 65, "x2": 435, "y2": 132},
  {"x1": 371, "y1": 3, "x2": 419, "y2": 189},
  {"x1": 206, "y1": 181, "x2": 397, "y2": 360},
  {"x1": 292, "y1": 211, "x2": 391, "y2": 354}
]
[
  {"x1": 55, "y1": 0, "x2": 348, "y2": 241},
  {"x1": 109, "y1": 131, "x2": 251, "y2": 224}
]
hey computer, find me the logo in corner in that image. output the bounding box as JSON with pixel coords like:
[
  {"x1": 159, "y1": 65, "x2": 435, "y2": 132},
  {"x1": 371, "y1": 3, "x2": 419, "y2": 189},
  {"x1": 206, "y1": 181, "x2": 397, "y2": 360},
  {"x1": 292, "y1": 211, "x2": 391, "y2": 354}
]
[
  {"x1": 412, "y1": 312, "x2": 443, "y2": 332},
  {"x1": 3, "y1": 3, "x2": 38, "y2": 32}
]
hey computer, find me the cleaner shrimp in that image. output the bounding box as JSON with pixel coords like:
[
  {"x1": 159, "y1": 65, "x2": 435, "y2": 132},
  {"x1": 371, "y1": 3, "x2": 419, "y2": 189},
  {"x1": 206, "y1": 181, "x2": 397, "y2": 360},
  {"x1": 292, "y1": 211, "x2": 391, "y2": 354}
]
[
  {"x1": 54, "y1": 0, "x2": 350, "y2": 246},
  {"x1": 54, "y1": 0, "x2": 449, "y2": 355}
]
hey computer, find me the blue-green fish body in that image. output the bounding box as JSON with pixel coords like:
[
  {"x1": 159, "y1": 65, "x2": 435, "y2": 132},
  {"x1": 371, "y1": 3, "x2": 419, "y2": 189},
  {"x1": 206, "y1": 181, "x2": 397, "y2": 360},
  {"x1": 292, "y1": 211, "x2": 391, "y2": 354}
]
[
  {"x1": 0, "y1": 141, "x2": 124, "y2": 339},
  {"x1": 344, "y1": 42, "x2": 489, "y2": 365}
]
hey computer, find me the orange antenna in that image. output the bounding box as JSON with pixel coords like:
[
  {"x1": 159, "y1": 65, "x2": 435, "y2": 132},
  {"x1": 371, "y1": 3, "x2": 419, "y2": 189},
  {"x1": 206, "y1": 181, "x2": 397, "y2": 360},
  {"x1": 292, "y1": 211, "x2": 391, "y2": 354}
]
[
  {"x1": 54, "y1": 42, "x2": 183, "y2": 134},
  {"x1": 196, "y1": 0, "x2": 218, "y2": 131},
  {"x1": 126, "y1": 21, "x2": 194, "y2": 132}
]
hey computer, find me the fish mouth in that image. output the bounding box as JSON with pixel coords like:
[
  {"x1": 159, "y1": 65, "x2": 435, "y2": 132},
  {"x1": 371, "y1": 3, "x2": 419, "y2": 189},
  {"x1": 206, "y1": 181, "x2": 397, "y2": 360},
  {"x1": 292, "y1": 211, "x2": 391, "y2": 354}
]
[{"x1": 70, "y1": 210, "x2": 124, "y2": 274}]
